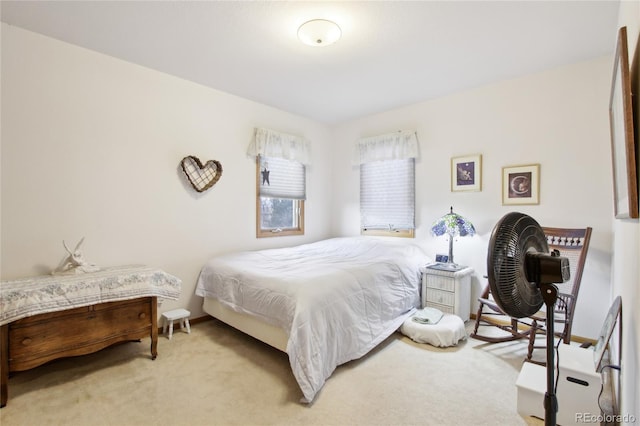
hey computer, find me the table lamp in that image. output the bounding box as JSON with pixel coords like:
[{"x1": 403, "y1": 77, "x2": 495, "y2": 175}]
[{"x1": 431, "y1": 206, "x2": 475, "y2": 268}]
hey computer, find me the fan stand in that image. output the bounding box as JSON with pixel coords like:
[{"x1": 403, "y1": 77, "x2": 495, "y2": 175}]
[{"x1": 539, "y1": 283, "x2": 559, "y2": 426}]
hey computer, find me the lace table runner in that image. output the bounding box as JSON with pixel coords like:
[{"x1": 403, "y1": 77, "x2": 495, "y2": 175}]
[{"x1": 1, "y1": 265, "x2": 181, "y2": 326}]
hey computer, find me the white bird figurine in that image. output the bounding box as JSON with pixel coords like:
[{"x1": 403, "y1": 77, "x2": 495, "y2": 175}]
[{"x1": 52, "y1": 237, "x2": 100, "y2": 275}]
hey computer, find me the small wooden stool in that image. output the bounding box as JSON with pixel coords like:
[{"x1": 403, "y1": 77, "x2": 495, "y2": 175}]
[{"x1": 161, "y1": 309, "x2": 191, "y2": 340}]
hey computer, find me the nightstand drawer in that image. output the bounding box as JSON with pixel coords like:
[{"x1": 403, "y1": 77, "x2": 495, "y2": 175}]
[
  {"x1": 425, "y1": 275, "x2": 455, "y2": 292},
  {"x1": 426, "y1": 288, "x2": 455, "y2": 307},
  {"x1": 425, "y1": 302, "x2": 455, "y2": 315}
]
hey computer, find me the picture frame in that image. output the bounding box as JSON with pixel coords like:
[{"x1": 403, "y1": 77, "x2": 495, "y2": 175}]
[
  {"x1": 451, "y1": 154, "x2": 482, "y2": 192},
  {"x1": 594, "y1": 296, "x2": 621, "y2": 372},
  {"x1": 608, "y1": 26, "x2": 638, "y2": 219},
  {"x1": 502, "y1": 164, "x2": 540, "y2": 205}
]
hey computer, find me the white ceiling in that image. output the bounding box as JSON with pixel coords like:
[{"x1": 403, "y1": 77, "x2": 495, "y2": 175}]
[{"x1": 0, "y1": 1, "x2": 620, "y2": 125}]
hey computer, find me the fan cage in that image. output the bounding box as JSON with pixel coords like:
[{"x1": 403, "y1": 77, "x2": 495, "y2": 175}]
[{"x1": 488, "y1": 212, "x2": 547, "y2": 318}]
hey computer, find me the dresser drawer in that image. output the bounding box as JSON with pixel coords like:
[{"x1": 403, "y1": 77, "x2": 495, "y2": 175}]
[
  {"x1": 425, "y1": 275, "x2": 455, "y2": 292},
  {"x1": 8, "y1": 298, "x2": 152, "y2": 371},
  {"x1": 426, "y1": 288, "x2": 455, "y2": 307}
]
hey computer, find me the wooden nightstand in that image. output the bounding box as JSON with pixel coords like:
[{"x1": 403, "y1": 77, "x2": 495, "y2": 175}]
[{"x1": 421, "y1": 265, "x2": 473, "y2": 321}]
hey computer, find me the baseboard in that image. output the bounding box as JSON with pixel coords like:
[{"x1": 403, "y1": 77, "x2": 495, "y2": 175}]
[
  {"x1": 470, "y1": 313, "x2": 596, "y2": 345},
  {"x1": 188, "y1": 315, "x2": 213, "y2": 326},
  {"x1": 157, "y1": 314, "x2": 212, "y2": 334},
  {"x1": 186, "y1": 314, "x2": 597, "y2": 345}
]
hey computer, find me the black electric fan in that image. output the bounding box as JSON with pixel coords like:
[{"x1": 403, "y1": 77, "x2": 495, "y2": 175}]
[{"x1": 487, "y1": 212, "x2": 570, "y2": 426}]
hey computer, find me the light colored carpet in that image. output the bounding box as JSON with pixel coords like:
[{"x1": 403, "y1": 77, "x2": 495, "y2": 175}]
[{"x1": 1, "y1": 319, "x2": 547, "y2": 425}]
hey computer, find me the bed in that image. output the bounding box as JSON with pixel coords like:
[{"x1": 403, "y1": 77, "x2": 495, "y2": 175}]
[{"x1": 195, "y1": 237, "x2": 428, "y2": 403}]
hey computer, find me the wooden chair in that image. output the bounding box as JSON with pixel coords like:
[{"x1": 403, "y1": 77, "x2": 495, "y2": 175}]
[
  {"x1": 470, "y1": 226, "x2": 592, "y2": 363},
  {"x1": 470, "y1": 283, "x2": 533, "y2": 343}
]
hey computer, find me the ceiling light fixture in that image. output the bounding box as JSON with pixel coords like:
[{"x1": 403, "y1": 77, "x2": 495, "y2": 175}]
[{"x1": 297, "y1": 19, "x2": 341, "y2": 47}]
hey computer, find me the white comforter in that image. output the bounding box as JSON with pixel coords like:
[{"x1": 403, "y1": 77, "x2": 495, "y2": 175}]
[{"x1": 195, "y1": 237, "x2": 427, "y2": 403}]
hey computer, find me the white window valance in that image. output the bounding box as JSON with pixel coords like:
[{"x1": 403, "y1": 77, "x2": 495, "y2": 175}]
[
  {"x1": 247, "y1": 128, "x2": 311, "y2": 165},
  {"x1": 352, "y1": 130, "x2": 419, "y2": 165}
]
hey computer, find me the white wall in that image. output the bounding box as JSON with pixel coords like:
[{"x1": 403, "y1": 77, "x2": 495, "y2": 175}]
[
  {"x1": 330, "y1": 57, "x2": 614, "y2": 340},
  {"x1": 613, "y1": 0, "x2": 639, "y2": 420},
  {"x1": 0, "y1": 24, "x2": 333, "y2": 317}
]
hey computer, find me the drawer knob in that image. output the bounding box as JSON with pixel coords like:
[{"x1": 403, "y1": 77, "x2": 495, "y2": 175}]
[
  {"x1": 138, "y1": 313, "x2": 146, "y2": 319},
  {"x1": 21, "y1": 337, "x2": 32, "y2": 346}
]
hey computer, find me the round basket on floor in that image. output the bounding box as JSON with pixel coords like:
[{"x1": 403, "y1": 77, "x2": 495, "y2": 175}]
[{"x1": 400, "y1": 312, "x2": 467, "y2": 347}]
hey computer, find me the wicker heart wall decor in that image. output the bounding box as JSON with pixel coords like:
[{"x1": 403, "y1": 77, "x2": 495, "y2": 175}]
[{"x1": 180, "y1": 156, "x2": 223, "y2": 193}]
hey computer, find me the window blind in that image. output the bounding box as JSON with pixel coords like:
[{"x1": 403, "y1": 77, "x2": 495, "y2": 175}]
[
  {"x1": 259, "y1": 156, "x2": 306, "y2": 200},
  {"x1": 360, "y1": 158, "x2": 415, "y2": 230}
]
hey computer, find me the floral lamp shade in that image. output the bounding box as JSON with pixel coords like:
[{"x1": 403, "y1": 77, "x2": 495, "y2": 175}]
[{"x1": 431, "y1": 207, "x2": 475, "y2": 266}]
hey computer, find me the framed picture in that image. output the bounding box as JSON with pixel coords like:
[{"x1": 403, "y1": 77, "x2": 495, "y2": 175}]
[
  {"x1": 502, "y1": 164, "x2": 540, "y2": 205},
  {"x1": 609, "y1": 26, "x2": 638, "y2": 219},
  {"x1": 451, "y1": 154, "x2": 482, "y2": 192}
]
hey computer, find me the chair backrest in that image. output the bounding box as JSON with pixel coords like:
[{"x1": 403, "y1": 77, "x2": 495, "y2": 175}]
[{"x1": 541, "y1": 226, "x2": 592, "y2": 340}]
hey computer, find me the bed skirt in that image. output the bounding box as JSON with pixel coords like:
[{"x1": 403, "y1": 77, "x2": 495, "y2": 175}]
[{"x1": 202, "y1": 297, "x2": 288, "y2": 352}]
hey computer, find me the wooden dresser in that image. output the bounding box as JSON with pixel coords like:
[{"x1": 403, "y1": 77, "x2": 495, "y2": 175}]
[{"x1": 0, "y1": 265, "x2": 181, "y2": 407}]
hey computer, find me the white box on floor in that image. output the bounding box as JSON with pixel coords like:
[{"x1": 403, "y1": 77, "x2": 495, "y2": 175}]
[
  {"x1": 516, "y1": 344, "x2": 602, "y2": 425},
  {"x1": 556, "y1": 344, "x2": 602, "y2": 425},
  {"x1": 516, "y1": 361, "x2": 546, "y2": 421}
]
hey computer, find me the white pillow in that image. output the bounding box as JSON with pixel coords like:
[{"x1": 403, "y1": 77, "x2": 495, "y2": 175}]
[{"x1": 400, "y1": 313, "x2": 467, "y2": 347}]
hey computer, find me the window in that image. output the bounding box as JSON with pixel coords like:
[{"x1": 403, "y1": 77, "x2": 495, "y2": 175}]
[
  {"x1": 247, "y1": 127, "x2": 310, "y2": 238},
  {"x1": 353, "y1": 130, "x2": 418, "y2": 238},
  {"x1": 360, "y1": 158, "x2": 415, "y2": 237},
  {"x1": 256, "y1": 155, "x2": 305, "y2": 237}
]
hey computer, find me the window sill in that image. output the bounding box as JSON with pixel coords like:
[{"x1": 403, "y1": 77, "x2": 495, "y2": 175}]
[{"x1": 361, "y1": 229, "x2": 414, "y2": 238}]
